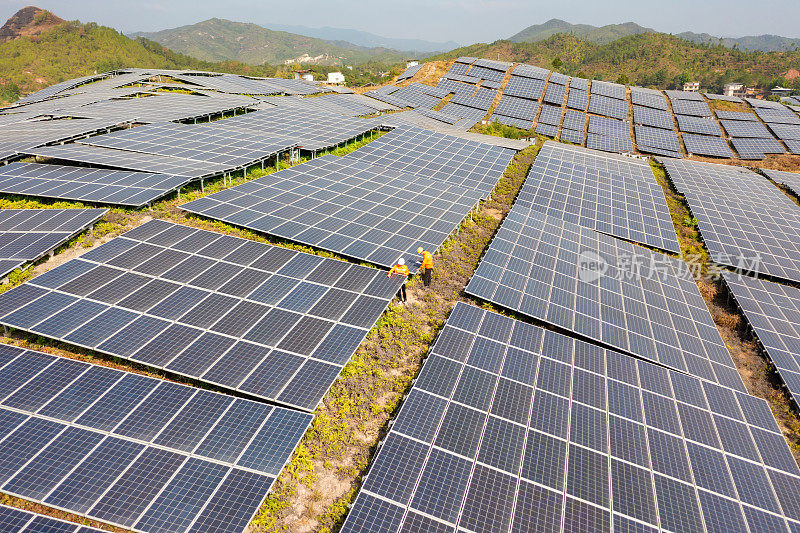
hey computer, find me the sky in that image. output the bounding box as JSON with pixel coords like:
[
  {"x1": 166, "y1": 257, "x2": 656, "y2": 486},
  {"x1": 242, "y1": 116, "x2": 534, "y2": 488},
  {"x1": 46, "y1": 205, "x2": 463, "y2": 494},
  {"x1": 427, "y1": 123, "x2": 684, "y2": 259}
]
[{"x1": 2, "y1": 0, "x2": 799, "y2": 44}]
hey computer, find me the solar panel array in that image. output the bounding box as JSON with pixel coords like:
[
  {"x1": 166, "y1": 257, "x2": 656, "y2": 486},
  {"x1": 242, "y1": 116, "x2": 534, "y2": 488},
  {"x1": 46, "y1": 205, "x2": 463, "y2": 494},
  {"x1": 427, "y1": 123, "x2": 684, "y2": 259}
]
[
  {"x1": 515, "y1": 141, "x2": 680, "y2": 253},
  {"x1": 671, "y1": 99, "x2": 712, "y2": 117},
  {"x1": 210, "y1": 106, "x2": 378, "y2": 151},
  {"x1": 566, "y1": 89, "x2": 589, "y2": 111},
  {"x1": 0, "y1": 504, "x2": 106, "y2": 532},
  {"x1": 660, "y1": 158, "x2": 800, "y2": 284},
  {"x1": 465, "y1": 208, "x2": 744, "y2": 391},
  {"x1": 756, "y1": 108, "x2": 800, "y2": 125},
  {"x1": 706, "y1": 93, "x2": 744, "y2": 103},
  {"x1": 534, "y1": 123, "x2": 558, "y2": 138},
  {"x1": 0, "y1": 220, "x2": 402, "y2": 411},
  {"x1": 590, "y1": 81, "x2": 626, "y2": 100},
  {"x1": 768, "y1": 123, "x2": 800, "y2": 141},
  {"x1": 493, "y1": 96, "x2": 538, "y2": 121},
  {"x1": 0, "y1": 162, "x2": 189, "y2": 208},
  {"x1": 682, "y1": 134, "x2": 735, "y2": 159},
  {"x1": 635, "y1": 125, "x2": 683, "y2": 158},
  {"x1": 720, "y1": 120, "x2": 772, "y2": 139},
  {"x1": 724, "y1": 273, "x2": 800, "y2": 408},
  {"x1": 343, "y1": 126, "x2": 514, "y2": 196},
  {"x1": 24, "y1": 144, "x2": 229, "y2": 179},
  {"x1": 665, "y1": 90, "x2": 705, "y2": 101},
  {"x1": 0, "y1": 209, "x2": 107, "y2": 279},
  {"x1": 503, "y1": 76, "x2": 545, "y2": 100},
  {"x1": 588, "y1": 94, "x2": 628, "y2": 120},
  {"x1": 633, "y1": 106, "x2": 674, "y2": 130},
  {"x1": 631, "y1": 87, "x2": 669, "y2": 110},
  {"x1": 180, "y1": 155, "x2": 482, "y2": 269},
  {"x1": 396, "y1": 63, "x2": 424, "y2": 82},
  {"x1": 731, "y1": 137, "x2": 786, "y2": 159},
  {"x1": 587, "y1": 116, "x2": 633, "y2": 153},
  {"x1": 716, "y1": 110, "x2": 758, "y2": 121},
  {"x1": 343, "y1": 302, "x2": 799, "y2": 533},
  {"x1": 676, "y1": 115, "x2": 723, "y2": 136},
  {"x1": 0, "y1": 344, "x2": 312, "y2": 533},
  {"x1": 561, "y1": 109, "x2": 586, "y2": 131},
  {"x1": 559, "y1": 127, "x2": 584, "y2": 145},
  {"x1": 785, "y1": 139, "x2": 800, "y2": 155},
  {"x1": 762, "y1": 168, "x2": 800, "y2": 198},
  {"x1": 543, "y1": 83, "x2": 566, "y2": 105},
  {"x1": 78, "y1": 122, "x2": 296, "y2": 169},
  {"x1": 537, "y1": 104, "x2": 562, "y2": 126}
]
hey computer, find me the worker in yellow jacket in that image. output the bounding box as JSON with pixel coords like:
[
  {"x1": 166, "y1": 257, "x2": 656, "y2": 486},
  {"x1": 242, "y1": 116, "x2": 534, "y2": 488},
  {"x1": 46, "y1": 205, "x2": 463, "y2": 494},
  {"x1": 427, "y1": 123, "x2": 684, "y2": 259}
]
[
  {"x1": 418, "y1": 247, "x2": 433, "y2": 287},
  {"x1": 387, "y1": 257, "x2": 409, "y2": 303}
]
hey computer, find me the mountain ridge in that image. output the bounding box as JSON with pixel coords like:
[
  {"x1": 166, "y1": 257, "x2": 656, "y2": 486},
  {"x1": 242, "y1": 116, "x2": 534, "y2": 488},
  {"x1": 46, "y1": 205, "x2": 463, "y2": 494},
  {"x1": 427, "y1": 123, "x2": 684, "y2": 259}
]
[{"x1": 510, "y1": 18, "x2": 800, "y2": 52}]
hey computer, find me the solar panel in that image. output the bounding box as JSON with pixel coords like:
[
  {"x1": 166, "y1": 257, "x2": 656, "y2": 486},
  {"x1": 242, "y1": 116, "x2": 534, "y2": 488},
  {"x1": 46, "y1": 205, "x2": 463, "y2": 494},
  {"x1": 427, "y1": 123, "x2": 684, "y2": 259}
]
[
  {"x1": 706, "y1": 92, "x2": 744, "y2": 103},
  {"x1": 0, "y1": 162, "x2": 190, "y2": 208},
  {"x1": 473, "y1": 58, "x2": 511, "y2": 71},
  {"x1": 180, "y1": 155, "x2": 482, "y2": 269},
  {"x1": 0, "y1": 504, "x2": 106, "y2": 532},
  {"x1": 342, "y1": 301, "x2": 794, "y2": 532},
  {"x1": 762, "y1": 168, "x2": 800, "y2": 199},
  {"x1": 720, "y1": 119, "x2": 773, "y2": 138},
  {"x1": 510, "y1": 64, "x2": 550, "y2": 79},
  {"x1": 588, "y1": 94, "x2": 628, "y2": 120},
  {"x1": 534, "y1": 123, "x2": 558, "y2": 137},
  {"x1": 449, "y1": 89, "x2": 495, "y2": 111},
  {"x1": 671, "y1": 100, "x2": 712, "y2": 117},
  {"x1": 23, "y1": 144, "x2": 231, "y2": 179},
  {"x1": 566, "y1": 88, "x2": 589, "y2": 111},
  {"x1": 660, "y1": 158, "x2": 800, "y2": 283},
  {"x1": 445, "y1": 63, "x2": 470, "y2": 77},
  {"x1": 0, "y1": 209, "x2": 107, "y2": 279},
  {"x1": 343, "y1": 126, "x2": 514, "y2": 196},
  {"x1": 0, "y1": 220, "x2": 401, "y2": 411},
  {"x1": 785, "y1": 139, "x2": 800, "y2": 155},
  {"x1": 633, "y1": 105, "x2": 674, "y2": 130},
  {"x1": 516, "y1": 141, "x2": 680, "y2": 253},
  {"x1": 588, "y1": 116, "x2": 628, "y2": 135},
  {"x1": 561, "y1": 109, "x2": 586, "y2": 131},
  {"x1": 494, "y1": 95, "x2": 538, "y2": 121},
  {"x1": 630, "y1": 88, "x2": 669, "y2": 110},
  {"x1": 442, "y1": 73, "x2": 481, "y2": 84},
  {"x1": 747, "y1": 97, "x2": 788, "y2": 110},
  {"x1": 502, "y1": 76, "x2": 545, "y2": 101},
  {"x1": 0, "y1": 344, "x2": 312, "y2": 533},
  {"x1": 676, "y1": 115, "x2": 723, "y2": 136},
  {"x1": 635, "y1": 124, "x2": 682, "y2": 155},
  {"x1": 723, "y1": 273, "x2": 800, "y2": 410},
  {"x1": 558, "y1": 128, "x2": 584, "y2": 145},
  {"x1": 590, "y1": 80, "x2": 626, "y2": 100},
  {"x1": 716, "y1": 110, "x2": 758, "y2": 121},
  {"x1": 455, "y1": 56, "x2": 477, "y2": 64},
  {"x1": 480, "y1": 79, "x2": 501, "y2": 90},
  {"x1": 756, "y1": 108, "x2": 800, "y2": 125},
  {"x1": 569, "y1": 77, "x2": 589, "y2": 90},
  {"x1": 731, "y1": 137, "x2": 786, "y2": 159},
  {"x1": 666, "y1": 90, "x2": 705, "y2": 101},
  {"x1": 436, "y1": 78, "x2": 476, "y2": 97},
  {"x1": 543, "y1": 83, "x2": 566, "y2": 105},
  {"x1": 768, "y1": 123, "x2": 800, "y2": 141},
  {"x1": 465, "y1": 208, "x2": 744, "y2": 390},
  {"x1": 78, "y1": 122, "x2": 296, "y2": 170},
  {"x1": 390, "y1": 84, "x2": 444, "y2": 109},
  {"x1": 396, "y1": 63, "x2": 423, "y2": 82},
  {"x1": 467, "y1": 66, "x2": 505, "y2": 83},
  {"x1": 437, "y1": 103, "x2": 487, "y2": 129},
  {"x1": 682, "y1": 134, "x2": 735, "y2": 158},
  {"x1": 586, "y1": 132, "x2": 633, "y2": 154},
  {"x1": 537, "y1": 104, "x2": 562, "y2": 126},
  {"x1": 412, "y1": 107, "x2": 460, "y2": 125}
]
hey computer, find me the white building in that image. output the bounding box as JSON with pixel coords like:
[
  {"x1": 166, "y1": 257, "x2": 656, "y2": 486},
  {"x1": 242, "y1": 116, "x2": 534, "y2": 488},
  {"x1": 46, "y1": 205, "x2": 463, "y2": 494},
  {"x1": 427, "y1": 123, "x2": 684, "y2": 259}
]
[
  {"x1": 327, "y1": 71, "x2": 345, "y2": 85},
  {"x1": 724, "y1": 83, "x2": 745, "y2": 97},
  {"x1": 406, "y1": 60, "x2": 419, "y2": 68},
  {"x1": 293, "y1": 70, "x2": 314, "y2": 82},
  {"x1": 683, "y1": 81, "x2": 700, "y2": 92}
]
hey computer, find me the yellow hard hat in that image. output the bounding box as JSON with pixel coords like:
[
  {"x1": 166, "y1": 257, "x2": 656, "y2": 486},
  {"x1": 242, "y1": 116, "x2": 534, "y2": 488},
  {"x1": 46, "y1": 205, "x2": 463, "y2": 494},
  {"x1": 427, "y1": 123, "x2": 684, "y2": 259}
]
[{"x1": 417, "y1": 247, "x2": 424, "y2": 254}]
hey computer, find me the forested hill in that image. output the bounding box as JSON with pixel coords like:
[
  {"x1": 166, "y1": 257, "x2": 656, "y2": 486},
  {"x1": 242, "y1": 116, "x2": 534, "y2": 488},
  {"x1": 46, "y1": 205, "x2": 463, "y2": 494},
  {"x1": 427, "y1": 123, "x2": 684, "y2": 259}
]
[
  {"x1": 432, "y1": 33, "x2": 800, "y2": 91},
  {"x1": 0, "y1": 8, "x2": 277, "y2": 103}
]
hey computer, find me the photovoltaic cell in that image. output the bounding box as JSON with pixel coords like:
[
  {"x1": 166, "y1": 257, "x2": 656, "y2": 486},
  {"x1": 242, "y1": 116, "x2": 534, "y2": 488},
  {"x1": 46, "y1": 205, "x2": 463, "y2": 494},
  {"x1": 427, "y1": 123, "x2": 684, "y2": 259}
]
[
  {"x1": 634, "y1": 125, "x2": 682, "y2": 156},
  {"x1": 682, "y1": 134, "x2": 735, "y2": 158},
  {"x1": 0, "y1": 504, "x2": 106, "y2": 532},
  {"x1": 762, "y1": 168, "x2": 800, "y2": 198},
  {"x1": 731, "y1": 137, "x2": 786, "y2": 159},
  {"x1": 671, "y1": 99, "x2": 712, "y2": 117},
  {"x1": 632, "y1": 106, "x2": 673, "y2": 130},
  {"x1": 660, "y1": 158, "x2": 800, "y2": 284},
  {"x1": 0, "y1": 344, "x2": 312, "y2": 533},
  {"x1": 0, "y1": 209, "x2": 107, "y2": 279},
  {"x1": 588, "y1": 94, "x2": 628, "y2": 120},
  {"x1": 180, "y1": 155, "x2": 482, "y2": 269},
  {"x1": 341, "y1": 302, "x2": 796, "y2": 532},
  {"x1": 516, "y1": 141, "x2": 679, "y2": 253},
  {"x1": 0, "y1": 220, "x2": 401, "y2": 411},
  {"x1": 720, "y1": 119, "x2": 772, "y2": 138},
  {"x1": 503, "y1": 76, "x2": 545, "y2": 101},
  {"x1": 465, "y1": 207, "x2": 744, "y2": 391},
  {"x1": 676, "y1": 115, "x2": 722, "y2": 136}
]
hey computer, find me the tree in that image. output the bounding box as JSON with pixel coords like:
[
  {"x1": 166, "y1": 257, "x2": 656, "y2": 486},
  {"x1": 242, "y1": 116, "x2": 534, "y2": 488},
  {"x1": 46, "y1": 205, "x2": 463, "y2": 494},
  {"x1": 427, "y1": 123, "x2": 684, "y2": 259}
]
[
  {"x1": 551, "y1": 57, "x2": 563, "y2": 69},
  {"x1": 616, "y1": 74, "x2": 630, "y2": 85}
]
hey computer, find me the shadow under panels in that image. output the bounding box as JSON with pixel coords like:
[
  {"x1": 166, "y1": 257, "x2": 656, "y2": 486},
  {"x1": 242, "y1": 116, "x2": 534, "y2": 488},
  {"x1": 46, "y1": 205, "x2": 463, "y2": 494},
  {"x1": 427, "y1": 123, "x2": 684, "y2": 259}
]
[
  {"x1": 660, "y1": 158, "x2": 800, "y2": 285},
  {"x1": 465, "y1": 207, "x2": 745, "y2": 392},
  {"x1": 342, "y1": 302, "x2": 800, "y2": 533},
  {"x1": 0, "y1": 344, "x2": 311, "y2": 533},
  {"x1": 0, "y1": 209, "x2": 107, "y2": 280},
  {"x1": 0, "y1": 219, "x2": 403, "y2": 412},
  {"x1": 180, "y1": 155, "x2": 483, "y2": 270}
]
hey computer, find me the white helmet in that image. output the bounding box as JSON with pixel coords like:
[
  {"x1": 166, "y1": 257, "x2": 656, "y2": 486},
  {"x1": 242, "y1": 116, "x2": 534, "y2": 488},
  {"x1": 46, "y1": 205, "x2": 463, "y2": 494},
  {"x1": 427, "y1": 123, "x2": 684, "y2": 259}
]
[{"x1": 397, "y1": 258, "x2": 405, "y2": 265}]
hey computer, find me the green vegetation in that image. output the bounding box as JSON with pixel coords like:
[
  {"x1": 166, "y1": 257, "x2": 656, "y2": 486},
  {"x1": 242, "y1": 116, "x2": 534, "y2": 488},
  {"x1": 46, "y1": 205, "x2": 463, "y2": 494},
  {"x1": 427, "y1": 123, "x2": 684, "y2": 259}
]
[
  {"x1": 130, "y1": 18, "x2": 410, "y2": 67},
  {"x1": 430, "y1": 32, "x2": 800, "y2": 92}
]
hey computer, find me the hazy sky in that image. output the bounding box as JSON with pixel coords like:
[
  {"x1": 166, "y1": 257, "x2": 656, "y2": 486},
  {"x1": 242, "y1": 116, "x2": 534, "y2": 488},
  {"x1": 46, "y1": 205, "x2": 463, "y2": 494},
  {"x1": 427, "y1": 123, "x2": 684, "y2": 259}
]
[{"x1": 2, "y1": 0, "x2": 799, "y2": 44}]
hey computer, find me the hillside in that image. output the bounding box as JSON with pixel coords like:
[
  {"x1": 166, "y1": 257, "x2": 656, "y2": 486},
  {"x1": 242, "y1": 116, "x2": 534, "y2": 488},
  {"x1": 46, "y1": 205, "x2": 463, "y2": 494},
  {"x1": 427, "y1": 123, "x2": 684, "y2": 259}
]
[
  {"x1": 432, "y1": 33, "x2": 800, "y2": 92},
  {"x1": 509, "y1": 19, "x2": 654, "y2": 45},
  {"x1": 261, "y1": 23, "x2": 458, "y2": 53},
  {"x1": 131, "y1": 18, "x2": 410, "y2": 65},
  {"x1": 510, "y1": 18, "x2": 800, "y2": 52},
  {"x1": 0, "y1": 8, "x2": 278, "y2": 103}
]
